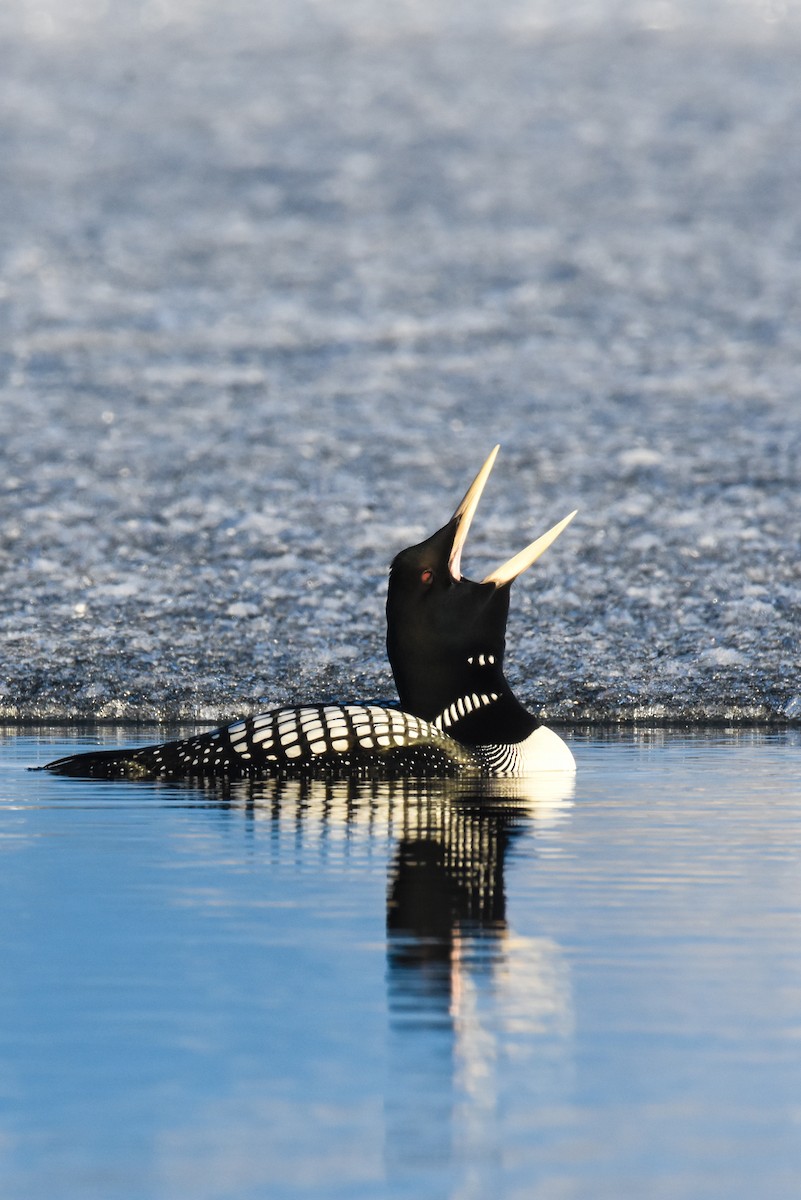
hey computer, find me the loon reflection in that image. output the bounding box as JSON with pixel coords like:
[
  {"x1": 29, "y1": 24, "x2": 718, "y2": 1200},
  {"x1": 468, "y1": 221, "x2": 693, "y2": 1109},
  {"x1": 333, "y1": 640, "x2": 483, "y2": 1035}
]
[
  {"x1": 97, "y1": 769, "x2": 576, "y2": 1178},
  {"x1": 384, "y1": 775, "x2": 575, "y2": 1027},
  {"x1": 380, "y1": 774, "x2": 576, "y2": 1176},
  {"x1": 386, "y1": 794, "x2": 513, "y2": 998},
  {"x1": 199, "y1": 770, "x2": 575, "y2": 1037}
]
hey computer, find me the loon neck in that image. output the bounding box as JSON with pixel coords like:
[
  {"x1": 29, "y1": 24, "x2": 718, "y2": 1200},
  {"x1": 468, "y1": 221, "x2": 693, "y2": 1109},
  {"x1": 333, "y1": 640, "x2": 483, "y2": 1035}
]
[
  {"x1": 389, "y1": 616, "x2": 541, "y2": 747},
  {"x1": 391, "y1": 647, "x2": 540, "y2": 747}
]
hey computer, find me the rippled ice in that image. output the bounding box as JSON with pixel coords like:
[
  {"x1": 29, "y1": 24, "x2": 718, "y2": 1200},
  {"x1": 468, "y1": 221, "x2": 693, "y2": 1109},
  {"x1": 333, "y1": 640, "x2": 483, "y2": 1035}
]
[
  {"x1": 2, "y1": 0, "x2": 801, "y2": 724},
  {"x1": 2, "y1": 728, "x2": 801, "y2": 1199}
]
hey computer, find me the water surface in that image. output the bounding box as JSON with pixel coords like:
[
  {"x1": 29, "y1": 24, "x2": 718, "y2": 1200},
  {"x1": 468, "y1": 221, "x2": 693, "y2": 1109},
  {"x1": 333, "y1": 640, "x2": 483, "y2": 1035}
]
[{"x1": 2, "y1": 728, "x2": 800, "y2": 1199}]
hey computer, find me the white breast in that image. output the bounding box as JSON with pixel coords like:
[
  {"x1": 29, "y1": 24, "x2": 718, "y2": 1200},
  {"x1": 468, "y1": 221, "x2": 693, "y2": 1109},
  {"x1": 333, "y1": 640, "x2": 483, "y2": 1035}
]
[{"x1": 475, "y1": 725, "x2": 576, "y2": 776}]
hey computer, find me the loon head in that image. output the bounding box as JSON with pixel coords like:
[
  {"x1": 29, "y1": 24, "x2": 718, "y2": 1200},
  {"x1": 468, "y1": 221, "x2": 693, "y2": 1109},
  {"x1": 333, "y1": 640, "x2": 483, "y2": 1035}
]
[{"x1": 386, "y1": 446, "x2": 576, "y2": 745}]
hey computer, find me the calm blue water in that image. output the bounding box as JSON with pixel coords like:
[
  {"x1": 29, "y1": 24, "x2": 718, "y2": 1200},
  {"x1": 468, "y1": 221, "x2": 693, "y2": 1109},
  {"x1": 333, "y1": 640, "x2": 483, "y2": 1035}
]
[{"x1": 2, "y1": 728, "x2": 801, "y2": 1200}]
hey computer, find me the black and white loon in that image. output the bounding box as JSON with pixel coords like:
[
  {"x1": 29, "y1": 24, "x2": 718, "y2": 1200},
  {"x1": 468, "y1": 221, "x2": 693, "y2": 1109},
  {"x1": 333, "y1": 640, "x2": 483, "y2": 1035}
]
[{"x1": 42, "y1": 447, "x2": 576, "y2": 780}]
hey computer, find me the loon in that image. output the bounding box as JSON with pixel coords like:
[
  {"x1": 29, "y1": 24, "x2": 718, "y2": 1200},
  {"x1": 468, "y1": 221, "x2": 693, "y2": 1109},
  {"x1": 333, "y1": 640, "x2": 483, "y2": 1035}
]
[{"x1": 42, "y1": 447, "x2": 577, "y2": 780}]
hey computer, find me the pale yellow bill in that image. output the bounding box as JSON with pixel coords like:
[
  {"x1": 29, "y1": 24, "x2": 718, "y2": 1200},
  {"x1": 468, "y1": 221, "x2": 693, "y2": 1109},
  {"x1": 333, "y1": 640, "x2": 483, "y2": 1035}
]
[
  {"x1": 448, "y1": 444, "x2": 500, "y2": 580},
  {"x1": 481, "y1": 509, "x2": 578, "y2": 586}
]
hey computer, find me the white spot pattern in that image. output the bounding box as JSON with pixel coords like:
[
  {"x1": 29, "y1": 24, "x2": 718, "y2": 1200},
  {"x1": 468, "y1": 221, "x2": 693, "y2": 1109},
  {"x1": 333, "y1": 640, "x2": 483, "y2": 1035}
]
[
  {"x1": 433, "y1": 691, "x2": 499, "y2": 731},
  {"x1": 150, "y1": 703, "x2": 478, "y2": 777}
]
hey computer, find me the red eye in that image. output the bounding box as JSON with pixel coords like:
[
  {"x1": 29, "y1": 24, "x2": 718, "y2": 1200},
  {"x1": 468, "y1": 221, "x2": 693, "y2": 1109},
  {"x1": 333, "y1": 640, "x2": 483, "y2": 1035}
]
[{"x1": 420, "y1": 568, "x2": 434, "y2": 585}]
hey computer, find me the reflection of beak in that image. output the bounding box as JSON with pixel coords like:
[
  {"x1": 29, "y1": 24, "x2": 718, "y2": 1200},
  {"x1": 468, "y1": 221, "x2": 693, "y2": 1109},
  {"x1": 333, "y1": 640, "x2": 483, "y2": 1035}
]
[{"x1": 448, "y1": 445, "x2": 577, "y2": 585}]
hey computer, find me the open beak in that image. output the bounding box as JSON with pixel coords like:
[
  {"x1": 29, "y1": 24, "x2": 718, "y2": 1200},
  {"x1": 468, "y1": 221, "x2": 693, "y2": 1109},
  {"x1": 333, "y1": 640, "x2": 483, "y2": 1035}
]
[{"x1": 448, "y1": 445, "x2": 577, "y2": 585}]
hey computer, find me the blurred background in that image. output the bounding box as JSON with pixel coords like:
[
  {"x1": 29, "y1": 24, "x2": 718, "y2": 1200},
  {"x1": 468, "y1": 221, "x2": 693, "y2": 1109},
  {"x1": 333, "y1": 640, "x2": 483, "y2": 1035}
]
[{"x1": 1, "y1": 0, "x2": 800, "y2": 723}]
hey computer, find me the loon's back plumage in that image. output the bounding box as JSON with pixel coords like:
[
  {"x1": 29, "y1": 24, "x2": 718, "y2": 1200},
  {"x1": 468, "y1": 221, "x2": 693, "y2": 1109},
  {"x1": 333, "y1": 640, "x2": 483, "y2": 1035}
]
[
  {"x1": 43, "y1": 705, "x2": 476, "y2": 780},
  {"x1": 41, "y1": 447, "x2": 577, "y2": 781}
]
